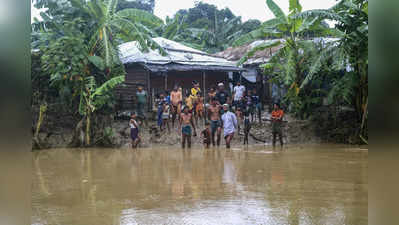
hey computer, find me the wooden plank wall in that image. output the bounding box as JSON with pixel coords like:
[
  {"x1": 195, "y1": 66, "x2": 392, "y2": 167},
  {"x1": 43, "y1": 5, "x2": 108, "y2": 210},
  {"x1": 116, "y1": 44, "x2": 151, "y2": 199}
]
[
  {"x1": 115, "y1": 65, "x2": 149, "y2": 111},
  {"x1": 116, "y1": 67, "x2": 231, "y2": 112},
  {"x1": 150, "y1": 70, "x2": 229, "y2": 96}
]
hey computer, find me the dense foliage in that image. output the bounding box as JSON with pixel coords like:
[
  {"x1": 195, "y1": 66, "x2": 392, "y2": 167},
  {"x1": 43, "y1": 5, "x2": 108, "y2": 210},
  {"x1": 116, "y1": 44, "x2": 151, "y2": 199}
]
[
  {"x1": 117, "y1": 0, "x2": 155, "y2": 13},
  {"x1": 32, "y1": 0, "x2": 368, "y2": 145},
  {"x1": 32, "y1": 0, "x2": 166, "y2": 147},
  {"x1": 234, "y1": 0, "x2": 368, "y2": 143},
  {"x1": 164, "y1": 2, "x2": 262, "y2": 53}
]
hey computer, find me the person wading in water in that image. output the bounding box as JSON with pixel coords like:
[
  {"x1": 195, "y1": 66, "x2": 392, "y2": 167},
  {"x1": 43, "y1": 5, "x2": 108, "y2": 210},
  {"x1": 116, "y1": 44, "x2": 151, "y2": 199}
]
[
  {"x1": 170, "y1": 85, "x2": 182, "y2": 128},
  {"x1": 271, "y1": 103, "x2": 284, "y2": 147},
  {"x1": 129, "y1": 113, "x2": 140, "y2": 148},
  {"x1": 221, "y1": 104, "x2": 237, "y2": 149},
  {"x1": 207, "y1": 98, "x2": 222, "y2": 147},
  {"x1": 179, "y1": 106, "x2": 197, "y2": 149}
]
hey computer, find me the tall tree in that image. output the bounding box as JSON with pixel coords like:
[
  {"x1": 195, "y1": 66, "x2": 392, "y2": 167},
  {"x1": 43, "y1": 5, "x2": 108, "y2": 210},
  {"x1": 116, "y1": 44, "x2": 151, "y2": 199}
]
[
  {"x1": 117, "y1": 0, "x2": 155, "y2": 13},
  {"x1": 173, "y1": 2, "x2": 260, "y2": 53},
  {"x1": 234, "y1": 0, "x2": 338, "y2": 117}
]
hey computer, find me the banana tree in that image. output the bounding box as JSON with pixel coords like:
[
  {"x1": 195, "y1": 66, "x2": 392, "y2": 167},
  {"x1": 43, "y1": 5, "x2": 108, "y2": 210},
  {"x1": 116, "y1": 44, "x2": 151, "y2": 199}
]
[
  {"x1": 296, "y1": 0, "x2": 368, "y2": 140},
  {"x1": 182, "y1": 14, "x2": 243, "y2": 53},
  {"x1": 79, "y1": 75, "x2": 125, "y2": 146},
  {"x1": 70, "y1": 0, "x2": 167, "y2": 73},
  {"x1": 233, "y1": 0, "x2": 340, "y2": 116},
  {"x1": 34, "y1": 0, "x2": 169, "y2": 146}
]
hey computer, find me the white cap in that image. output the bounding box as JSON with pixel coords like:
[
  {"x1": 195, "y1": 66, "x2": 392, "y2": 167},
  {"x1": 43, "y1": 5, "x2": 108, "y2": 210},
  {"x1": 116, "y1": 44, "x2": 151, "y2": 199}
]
[
  {"x1": 223, "y1": 104, "x2": 229, "y2": 107},
  {"x1": 218, "y1": 82, "x2": 224, "y2": 86}
]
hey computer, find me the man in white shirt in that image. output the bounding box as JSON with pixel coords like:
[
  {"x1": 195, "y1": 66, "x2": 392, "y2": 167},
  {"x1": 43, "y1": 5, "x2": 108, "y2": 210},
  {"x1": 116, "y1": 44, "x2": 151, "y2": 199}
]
[
  {"x1": 221, "y1": 104, "x2": 238, "y2": 149},
  {"x1": 233, "y1": 81, "x2": 245, "y2": 109}
]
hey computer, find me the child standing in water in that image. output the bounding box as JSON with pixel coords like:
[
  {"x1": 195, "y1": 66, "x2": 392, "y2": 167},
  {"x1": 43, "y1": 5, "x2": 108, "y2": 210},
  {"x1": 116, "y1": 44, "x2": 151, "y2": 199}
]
[
  {"x1": 201, "y1": 121, "x2": 211, "y2": 149},
  {"x1": 130, "y1": 113, "x2": 140, "y2": 148},
  {"x1": 161, "y1": 102, "x2": 171, "y2": 132}
]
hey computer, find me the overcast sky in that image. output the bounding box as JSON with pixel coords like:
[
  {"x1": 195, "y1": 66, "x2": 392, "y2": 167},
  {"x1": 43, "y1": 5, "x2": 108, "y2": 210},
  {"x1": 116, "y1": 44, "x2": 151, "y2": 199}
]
[{"x1": 32, "y1": 0, "x2": 337, "y2": 23}]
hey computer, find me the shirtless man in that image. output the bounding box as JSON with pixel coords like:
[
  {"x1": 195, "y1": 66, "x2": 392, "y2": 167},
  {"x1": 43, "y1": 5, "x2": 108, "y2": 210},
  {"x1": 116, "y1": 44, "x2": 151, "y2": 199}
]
[
  {"x1": 207, "y1": 98, "x2": 222, "y2": 147},
  {"x1": 179, "y1": 106, "x2": 197, "y2": 149},
  {"x1": 170, "y1": 85, "x2": 182, "y2": 128}
]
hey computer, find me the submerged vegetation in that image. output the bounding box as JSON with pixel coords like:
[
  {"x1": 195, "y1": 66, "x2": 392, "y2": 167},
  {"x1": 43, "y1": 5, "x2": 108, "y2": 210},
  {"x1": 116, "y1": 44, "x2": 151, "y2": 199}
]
[{"x1": 31, "y1": 0, "x2": 368, "y2": 148}]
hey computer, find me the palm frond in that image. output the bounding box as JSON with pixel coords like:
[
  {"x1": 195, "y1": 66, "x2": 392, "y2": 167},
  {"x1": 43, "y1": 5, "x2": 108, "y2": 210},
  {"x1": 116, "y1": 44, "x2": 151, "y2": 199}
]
[
  {"x1": 92, "y1": 75, "x2": 125, "y2": 108},
  {"x1": 113, "y1": 17, "x2": 167, "y2": 55},
  {"x1": 237, "y1": 40, "x2": 281, "y2": 66},
  {"x1": 116, "y1": 8, "x2": 163, "y2": 28},
  {"x1": 232, "y1": 28, "x2": 268, "y2": 47},
  {"x1": 289, "y1": 0, "x2": 302, "y2": 14},
  {"x1": 106, "y1": 0, "x2": 118, "y2": 16},
  {"x1": 295, "y1": 9, "x2": 343, "y2": 22},
  {"x1": 88, "y1": 55, "x2": 105, "y2": 70},
  {"x1": 261, "y1": 18, "x2": 286, "y2": 29},
  {"x1": 327, "y1": 72, "x2": 357, "y2": 105},
  {"x1": 283, "y1": 50, "x2": 296, "y2": 85},
  {"x1": 102, "y1": 27, "x2": 112, "y2": 68},
  {"x1": 92, "y1": 75, "x2": 124, "y2": 98},
  {"x1": 266, "y1": 0, "x2": 287, "y2": 21}
]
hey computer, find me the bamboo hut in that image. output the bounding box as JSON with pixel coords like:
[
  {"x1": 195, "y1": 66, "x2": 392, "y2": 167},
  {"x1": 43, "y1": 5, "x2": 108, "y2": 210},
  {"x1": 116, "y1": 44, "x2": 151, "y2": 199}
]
[{"x1": 116, "y1": 37, "x2": 244, "y2": 112}]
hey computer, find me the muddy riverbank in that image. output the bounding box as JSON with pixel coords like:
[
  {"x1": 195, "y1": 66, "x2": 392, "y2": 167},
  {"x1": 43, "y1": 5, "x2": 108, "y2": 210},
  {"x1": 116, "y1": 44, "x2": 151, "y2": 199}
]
[{"x1": 32, "y1": 107, "x2": 325, "y2": 149}]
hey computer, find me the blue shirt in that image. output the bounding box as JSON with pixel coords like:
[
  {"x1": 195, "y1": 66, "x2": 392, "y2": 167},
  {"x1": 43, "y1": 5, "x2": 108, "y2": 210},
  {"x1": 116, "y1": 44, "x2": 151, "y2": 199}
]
[
  {"x1": 251, "y1": 95, "x2": 260, "y2": 105},
  {"x1": 165, "y1": 96, "x2": 171, "y2": 104}
]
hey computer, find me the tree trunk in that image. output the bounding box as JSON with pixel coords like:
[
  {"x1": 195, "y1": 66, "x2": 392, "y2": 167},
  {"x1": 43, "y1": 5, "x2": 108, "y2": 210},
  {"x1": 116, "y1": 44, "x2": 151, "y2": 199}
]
[
  {"x1": 33, "y1": 103, "x2": 47, "y2": 149},
  {"x1": 69, "y1": 118, "x2": 85, "y2": 147},
  {"x1": 86, "y1": 111, "x2": 91, "y2": 146}
]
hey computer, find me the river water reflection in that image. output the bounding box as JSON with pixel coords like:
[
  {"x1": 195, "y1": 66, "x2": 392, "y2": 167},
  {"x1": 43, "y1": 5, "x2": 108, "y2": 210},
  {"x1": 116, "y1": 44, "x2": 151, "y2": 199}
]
[{"x1": 32, "y1": 145, "x2": 367, "y2": 225}]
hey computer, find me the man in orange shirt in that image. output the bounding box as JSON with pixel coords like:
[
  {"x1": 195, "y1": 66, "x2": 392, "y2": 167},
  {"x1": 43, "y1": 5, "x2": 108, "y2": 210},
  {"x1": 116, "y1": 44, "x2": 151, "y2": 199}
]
[{"x1": 271, "y1": 103, "x2": 284, "y2": 147}]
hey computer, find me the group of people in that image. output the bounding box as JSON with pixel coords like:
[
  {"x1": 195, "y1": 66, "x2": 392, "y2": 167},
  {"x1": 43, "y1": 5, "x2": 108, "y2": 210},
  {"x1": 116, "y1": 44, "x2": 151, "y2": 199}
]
[{"x1": 129, "y1": 81, "x2": 285, "y2": 149}]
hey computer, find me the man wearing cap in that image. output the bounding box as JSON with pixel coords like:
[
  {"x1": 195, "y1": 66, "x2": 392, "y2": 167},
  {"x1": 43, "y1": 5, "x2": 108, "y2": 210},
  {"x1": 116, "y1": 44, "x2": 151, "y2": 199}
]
[
  {"x1": 221, "y1": 104, "x2": 237, "y2": 149},
  {"x1": 216, "y1": 83, "x2": 231, "y2": 112},
  {"x1": 233, "y1": 81, "x2": 245, "y2": 109}
]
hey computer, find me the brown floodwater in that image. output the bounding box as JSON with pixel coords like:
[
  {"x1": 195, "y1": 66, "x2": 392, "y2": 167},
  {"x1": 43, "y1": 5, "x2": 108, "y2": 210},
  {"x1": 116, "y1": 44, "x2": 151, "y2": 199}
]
[{"x1": 32, "y1": 145, "x2": 368, "y2": 225}]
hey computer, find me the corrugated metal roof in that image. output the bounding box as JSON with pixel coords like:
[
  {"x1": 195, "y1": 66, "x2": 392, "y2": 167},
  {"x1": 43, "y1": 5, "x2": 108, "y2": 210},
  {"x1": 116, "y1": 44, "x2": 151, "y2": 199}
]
[
  {"x1": 142, "y1": 63, "x2": 243, "y2": 72},
  {"x1": 214, "y1": 38, "x2": 340, "y2": 66},
  {"x1": 214, "y1": 39, "x2": 285, "y2": 66},
  {"x1": 118, "y1": 37, "x2": 243, "y2": 70}
]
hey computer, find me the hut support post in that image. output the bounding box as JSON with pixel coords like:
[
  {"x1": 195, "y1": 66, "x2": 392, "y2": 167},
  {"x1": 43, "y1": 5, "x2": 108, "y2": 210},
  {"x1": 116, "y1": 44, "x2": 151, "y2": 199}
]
[
  {"x1": 164, "y1": 73, "x2": 168, "y2": 90},
  {"x1": 147, "y1": 71, "x2": 151, "y2": 112},
  {"x1": 202, "y1": 71, "x2": 206, "y2": 126}
]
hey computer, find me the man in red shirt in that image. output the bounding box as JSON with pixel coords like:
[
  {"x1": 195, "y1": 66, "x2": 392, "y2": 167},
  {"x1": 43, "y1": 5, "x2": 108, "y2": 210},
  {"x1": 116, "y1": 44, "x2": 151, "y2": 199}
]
[{"x1": 271, "y1": 103, "x2": 284, "y2": 147}]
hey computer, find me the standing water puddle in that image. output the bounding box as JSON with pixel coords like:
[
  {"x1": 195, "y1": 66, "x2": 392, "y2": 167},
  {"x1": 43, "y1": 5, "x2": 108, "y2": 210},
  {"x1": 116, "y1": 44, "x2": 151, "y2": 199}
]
[{"x1": 32, "y1": 145, "x2": 368, "y2": 225}]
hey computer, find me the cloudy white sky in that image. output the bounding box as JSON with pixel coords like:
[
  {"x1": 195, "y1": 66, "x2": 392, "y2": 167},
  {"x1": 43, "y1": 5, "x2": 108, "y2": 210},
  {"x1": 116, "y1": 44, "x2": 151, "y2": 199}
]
[{"x1": 32, "y1": 0, "x2": 336, "y2": 23}]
